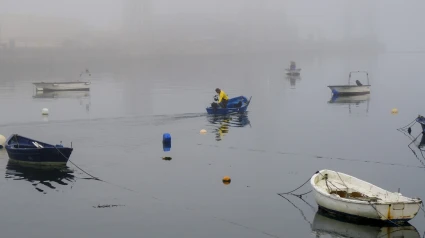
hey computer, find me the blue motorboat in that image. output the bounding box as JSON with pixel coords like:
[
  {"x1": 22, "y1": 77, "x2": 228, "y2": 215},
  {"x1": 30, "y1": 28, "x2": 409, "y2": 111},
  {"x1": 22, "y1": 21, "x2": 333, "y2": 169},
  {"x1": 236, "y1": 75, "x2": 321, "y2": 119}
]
[
  {"x1": 5, "y1": 134, "x2": 73, "y2": 166},
  {"x1": 416, "y1": 115, "x2": 425, "y2": 132},
  {"x1": 206, "y1": 96, "x2": 252, "y2": 115}
]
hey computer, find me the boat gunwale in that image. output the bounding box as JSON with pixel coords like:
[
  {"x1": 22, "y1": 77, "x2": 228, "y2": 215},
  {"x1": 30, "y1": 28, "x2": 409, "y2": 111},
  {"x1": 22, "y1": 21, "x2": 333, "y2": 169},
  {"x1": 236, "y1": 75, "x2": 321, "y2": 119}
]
[{"x1": 311, "y1": 170, "x2": 422, "y2": 206}]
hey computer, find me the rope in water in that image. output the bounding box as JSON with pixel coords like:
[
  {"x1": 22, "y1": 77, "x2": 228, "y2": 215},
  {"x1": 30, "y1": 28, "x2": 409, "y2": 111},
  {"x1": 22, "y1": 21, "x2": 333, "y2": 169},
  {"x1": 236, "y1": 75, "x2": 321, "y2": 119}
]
[{"x1": 367, "y1": 202, "x2": 401, "y2": 227}]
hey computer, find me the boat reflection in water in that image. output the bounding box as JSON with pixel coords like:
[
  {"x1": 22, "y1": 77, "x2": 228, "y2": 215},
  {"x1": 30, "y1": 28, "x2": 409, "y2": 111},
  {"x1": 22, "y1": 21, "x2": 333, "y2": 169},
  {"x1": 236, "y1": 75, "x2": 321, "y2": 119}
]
[
  {"x1": 5, "y1": 161, "x2": 75, "y2": 194},
  {"x1": 328, "y1": 94, "x2": 370, "y2": 114},
  {"x1": 312, "y1": 209, "x2": 420, "y2": 238},
  {"x1": 286, "y1": 75, "x2": 301, "y2": 89},
  {"x1": 33, "y1": 90, "x2": 91, "y2": 111},
  {"x1": 207, "y1": 113, "x2": 251, "y2": 141},
  {"x1": 33, "y1": 90, "x2": 90, "y2": 99}
]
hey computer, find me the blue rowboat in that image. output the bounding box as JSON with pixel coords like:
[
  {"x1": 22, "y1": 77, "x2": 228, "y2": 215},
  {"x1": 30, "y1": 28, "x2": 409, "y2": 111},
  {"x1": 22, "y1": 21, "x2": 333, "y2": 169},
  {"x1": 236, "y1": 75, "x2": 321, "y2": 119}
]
[
  {"x1": 206, "y1": 96, "x2": 252, "y2": 115},
  {"x1": 5, "y1": 134, "x2": 73, "y2": 166}
]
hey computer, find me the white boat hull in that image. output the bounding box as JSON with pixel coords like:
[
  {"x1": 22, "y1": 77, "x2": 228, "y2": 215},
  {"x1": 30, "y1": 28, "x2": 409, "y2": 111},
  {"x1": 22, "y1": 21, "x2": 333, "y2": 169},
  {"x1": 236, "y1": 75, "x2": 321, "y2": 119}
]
[
  {"x1": 328, "y1": 85, "x2": 370, "y2": 95},
  {"x1": 33, "y1": 82, "x2": 90, "y2": 91},
  {"x1": 311, "y1": 170, "x2": 422, "y2": 224}
]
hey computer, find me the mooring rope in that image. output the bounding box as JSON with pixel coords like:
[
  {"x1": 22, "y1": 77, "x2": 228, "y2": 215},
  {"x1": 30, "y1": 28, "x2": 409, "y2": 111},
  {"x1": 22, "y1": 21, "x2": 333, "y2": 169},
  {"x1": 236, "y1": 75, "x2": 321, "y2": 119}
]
[{"x1": 367, "y1": 202, "x2": 401, "y2": 227}]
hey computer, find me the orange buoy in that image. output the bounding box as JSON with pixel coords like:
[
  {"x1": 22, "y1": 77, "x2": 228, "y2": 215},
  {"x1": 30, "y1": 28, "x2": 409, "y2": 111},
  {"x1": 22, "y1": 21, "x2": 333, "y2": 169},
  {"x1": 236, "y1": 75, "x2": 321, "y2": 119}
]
[{"x1": 222, "y1": 176, "x2": 231, "y2": 185}]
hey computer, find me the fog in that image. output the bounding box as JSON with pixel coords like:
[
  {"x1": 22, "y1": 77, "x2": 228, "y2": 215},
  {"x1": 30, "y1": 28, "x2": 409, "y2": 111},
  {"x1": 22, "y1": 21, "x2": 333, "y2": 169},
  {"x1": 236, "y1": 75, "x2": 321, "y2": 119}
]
[{"x1": 0, "y1": 0, "x2": 424, "y2": 57}]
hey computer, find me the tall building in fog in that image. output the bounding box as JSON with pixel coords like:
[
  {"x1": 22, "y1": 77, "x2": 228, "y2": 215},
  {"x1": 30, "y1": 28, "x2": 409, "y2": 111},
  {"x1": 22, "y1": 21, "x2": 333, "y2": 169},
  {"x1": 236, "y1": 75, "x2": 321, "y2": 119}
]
[
  {"x1": 344, "y1": 0, "x2": 378, "y2": 41},
  {"x1": 122, "y1": 0, "x2": 152, "y2": 36}
]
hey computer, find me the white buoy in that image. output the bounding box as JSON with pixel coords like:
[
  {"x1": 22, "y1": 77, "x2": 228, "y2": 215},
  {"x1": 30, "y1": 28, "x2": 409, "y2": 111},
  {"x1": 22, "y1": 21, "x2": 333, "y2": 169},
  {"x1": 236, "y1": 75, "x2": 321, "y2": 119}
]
[
  {"x1": 42, "y1": 108, "x2": 49, "y2": 115},
  {"x1": 0, "y1": 134, "x2": 6, "y2": 148}
]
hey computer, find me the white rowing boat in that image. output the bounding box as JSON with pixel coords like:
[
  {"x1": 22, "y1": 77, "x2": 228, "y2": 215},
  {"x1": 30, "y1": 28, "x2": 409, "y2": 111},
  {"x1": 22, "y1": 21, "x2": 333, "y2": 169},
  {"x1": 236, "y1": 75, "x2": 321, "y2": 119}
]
[
  {"x1": 328, "y1": 71, "x2": 371, "y2": 95},
  {"x1": 310, "y1": 169, "x2": 422, "y2": 224},
  {"x1": 33, "y1": 81, "x2": 90, "y2": 91}
]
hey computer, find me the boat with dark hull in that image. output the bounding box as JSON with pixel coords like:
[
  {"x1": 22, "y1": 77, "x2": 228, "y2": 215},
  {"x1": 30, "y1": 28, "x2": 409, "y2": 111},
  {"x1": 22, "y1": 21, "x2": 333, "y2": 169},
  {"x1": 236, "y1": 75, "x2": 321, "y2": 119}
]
[
  {"x1": 206, "y1": 96, "x2": 251, "y2": 115},
  {"x1": 5, "y1": 134, "x2": 73, "y2": 166}
]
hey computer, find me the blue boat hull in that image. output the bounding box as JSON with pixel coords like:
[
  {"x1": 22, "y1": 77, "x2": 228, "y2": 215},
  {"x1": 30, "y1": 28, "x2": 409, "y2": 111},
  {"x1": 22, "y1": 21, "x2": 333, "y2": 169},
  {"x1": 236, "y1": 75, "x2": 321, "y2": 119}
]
[
  {"x1": 5, "y1": 134, "x2": 73, "y2": 165},
  {"x1": 206, "y1": 96, "x2": 251, "y2": 115},
  {"x1": 416, "y1": 116, "x2": 425, "y2": 132}
]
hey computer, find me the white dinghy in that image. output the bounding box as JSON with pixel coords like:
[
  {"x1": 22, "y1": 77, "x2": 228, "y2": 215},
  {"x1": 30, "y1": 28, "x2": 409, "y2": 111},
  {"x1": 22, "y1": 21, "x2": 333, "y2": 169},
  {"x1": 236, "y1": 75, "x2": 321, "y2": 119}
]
[
  {"x1": 328, "y1": 71, "x2": 370, "y2": 95},
  {"x1": 310, "y1": 169, "x2": 422, "y2": 224}
]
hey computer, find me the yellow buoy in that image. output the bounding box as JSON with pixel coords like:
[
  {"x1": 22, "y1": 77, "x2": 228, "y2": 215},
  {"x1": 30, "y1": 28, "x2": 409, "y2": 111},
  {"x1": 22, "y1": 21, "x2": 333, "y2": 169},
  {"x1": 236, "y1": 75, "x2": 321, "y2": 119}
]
[
  {"x1": 391, "y1": 108, "x2": 398, "y2": 114},
  {"x1": 222, "y1": 176, "x2": 231, "y2": 185},
  {"x1": 200, "y1": 129, "x2": 207, "y2": 134},
  {"x1": 0, "y1": 134, "x2": 6, "y2": 148}
]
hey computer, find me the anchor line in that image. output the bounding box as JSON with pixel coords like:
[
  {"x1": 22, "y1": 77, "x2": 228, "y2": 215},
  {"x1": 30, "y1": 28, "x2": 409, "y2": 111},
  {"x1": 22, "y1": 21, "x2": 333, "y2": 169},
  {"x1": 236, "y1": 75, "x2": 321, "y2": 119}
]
[
  {"x1": 278, "y1": 177, "x2": 311, "y2": 196},
  {"x1": 367, "y1": 202, "x2": 401, "y2": 227},
  {"x1": 277, "y1": 193, "x2": 313, "y2": 227},
  {"x1": 397, "y1": 118, "x2": 418, "y2": 131},
  {"x1": 53, "y1": 146, "x2": 136, "y2": 193}
]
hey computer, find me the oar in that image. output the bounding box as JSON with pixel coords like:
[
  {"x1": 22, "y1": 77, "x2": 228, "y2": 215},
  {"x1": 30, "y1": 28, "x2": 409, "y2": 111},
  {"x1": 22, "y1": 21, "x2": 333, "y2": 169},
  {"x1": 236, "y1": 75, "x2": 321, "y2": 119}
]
[{"x1": 246, "y1": 96, "x2": 252, "y2": 106}]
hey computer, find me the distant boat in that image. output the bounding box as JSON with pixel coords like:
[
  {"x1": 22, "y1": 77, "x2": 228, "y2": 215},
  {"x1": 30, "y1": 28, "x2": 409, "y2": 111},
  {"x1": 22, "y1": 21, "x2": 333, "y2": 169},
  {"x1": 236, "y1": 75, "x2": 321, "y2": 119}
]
[
  {"x1": 311, "y1": 169, "x2": 422, "y2": 224},
  {"x1": 5, "y1": 134, "x2": 73, "y2": 166},
  {"x1": 312, "y1": 210, "x2": 420, "y2": 238},
  {"x1": 285, "y1": 61, "x2": 301, "y2": 76},
  {"x1": 328, "y1": 71, "x2": 371, "y2": 95},
  {"x1": 33, "y1": 81, "x2": 90, "y2": 91},
  {"x1": 206, "y1": 96, "x2": 251, "y2": 115}
]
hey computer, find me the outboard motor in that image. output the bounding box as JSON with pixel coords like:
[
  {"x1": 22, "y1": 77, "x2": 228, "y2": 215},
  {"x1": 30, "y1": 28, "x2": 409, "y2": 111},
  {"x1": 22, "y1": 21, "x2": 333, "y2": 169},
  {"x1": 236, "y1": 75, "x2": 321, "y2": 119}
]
[
  {"x1": 355, "y1": 80, "x2": 363, "y2": 86},
  {"x1": 211, "y1": 102, "x2": 219, "y2": 109}
]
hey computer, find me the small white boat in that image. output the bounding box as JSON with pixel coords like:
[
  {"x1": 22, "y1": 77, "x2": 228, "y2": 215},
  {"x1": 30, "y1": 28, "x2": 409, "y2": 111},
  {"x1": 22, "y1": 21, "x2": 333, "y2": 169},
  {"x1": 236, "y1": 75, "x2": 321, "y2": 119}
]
[
  {"x1": 33, "y1": 81, "x2": 90, "y2": 91},
  {"x1": 312, "y1": 211, "x2": 420, "y2": 238},
  {"x1": 311, "y1": 169, "x2": 422, "y2": 224},
  {"x1": 328, "y1": 71, "x2": 370, "y2": 95}
]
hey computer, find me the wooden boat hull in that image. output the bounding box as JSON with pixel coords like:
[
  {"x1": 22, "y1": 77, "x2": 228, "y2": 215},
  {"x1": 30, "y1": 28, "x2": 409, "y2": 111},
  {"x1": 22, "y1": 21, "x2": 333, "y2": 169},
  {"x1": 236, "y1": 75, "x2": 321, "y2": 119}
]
[
  {"x1": 33, "y1": 82, "x2": 90, "y2": 91},
  {"x1": 5, "y1": 134, "x2": 72, "y2": 165},
  {"x1": 312, "y1": 210, "x2": 420, "y2": 238},
  {"x1": 311, "y1": 170, "x2": 422, "y2": 224},
  {"x1": 206, "y1": 96, "x2": 251, "y2": 115},
  {"x1": 328, "y1": 85, "x2": 370, "y2": 95}
]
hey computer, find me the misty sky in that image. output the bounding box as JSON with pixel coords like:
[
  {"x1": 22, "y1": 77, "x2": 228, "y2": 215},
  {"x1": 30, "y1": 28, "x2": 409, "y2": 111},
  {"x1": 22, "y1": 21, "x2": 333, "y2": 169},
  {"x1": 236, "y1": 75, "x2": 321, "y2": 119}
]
[{"x1": 1, "y1": 0, "x2": 424, "y2": 51}]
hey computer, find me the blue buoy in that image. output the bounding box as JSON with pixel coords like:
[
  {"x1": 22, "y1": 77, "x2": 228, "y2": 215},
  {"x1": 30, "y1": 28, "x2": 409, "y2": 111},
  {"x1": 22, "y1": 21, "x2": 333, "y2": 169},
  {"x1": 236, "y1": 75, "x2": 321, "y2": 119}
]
[{"x1": 162, "y1": 133, "x2": 171, "y2": 151}]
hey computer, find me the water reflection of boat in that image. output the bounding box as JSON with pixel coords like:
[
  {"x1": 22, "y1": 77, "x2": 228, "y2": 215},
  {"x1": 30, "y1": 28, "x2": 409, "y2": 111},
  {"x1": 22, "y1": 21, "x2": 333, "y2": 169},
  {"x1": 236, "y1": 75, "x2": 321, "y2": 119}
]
[
  {"x1": 328, "y1": 94, "x2": 370, "y2": 114},
  {"x1": 286, "y1": 75, "x2": 301, "y2": 88},
  {"x1": 207, "y1": 113, "x2": 251, "y2": 141},
  {"x1": 312, "y1": 210, "x2": 420, "y2": 238},
  {"x1": 33, "y1": 90, "x2": 90, "y2": 99},
  {"x1": 5, "y1": 161, "x2": 75, "y2": 194}
]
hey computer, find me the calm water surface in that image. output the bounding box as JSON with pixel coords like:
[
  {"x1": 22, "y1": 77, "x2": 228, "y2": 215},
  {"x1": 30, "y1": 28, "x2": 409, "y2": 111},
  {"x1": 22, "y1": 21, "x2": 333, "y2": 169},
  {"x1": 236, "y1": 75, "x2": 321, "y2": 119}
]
[{"x1": 0, "y1": 52, "x2": 424, "y2": 238}]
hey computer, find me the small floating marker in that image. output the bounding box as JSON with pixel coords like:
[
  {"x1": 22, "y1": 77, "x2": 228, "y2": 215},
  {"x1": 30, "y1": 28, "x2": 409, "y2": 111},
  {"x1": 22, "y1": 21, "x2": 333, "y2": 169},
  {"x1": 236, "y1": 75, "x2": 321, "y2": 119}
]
[
  {"x1": 41, "y1": 108, "x2": 49, "y2": 115},
  {"x1": 222, "y1": 176, "x2": 231, "y2": 185},
  {"x1": 200, "y1": 129, "x2": 207, "y2": 134},
  {"x1": 391, "y1": 108, "x2": 398, "y2": 114},
  {"x1": 0, "y1": 134, "x2": 6, "y2": 148},
  {"x1": 162, "y1": 133, "x2": 171, "y2": 151}
]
